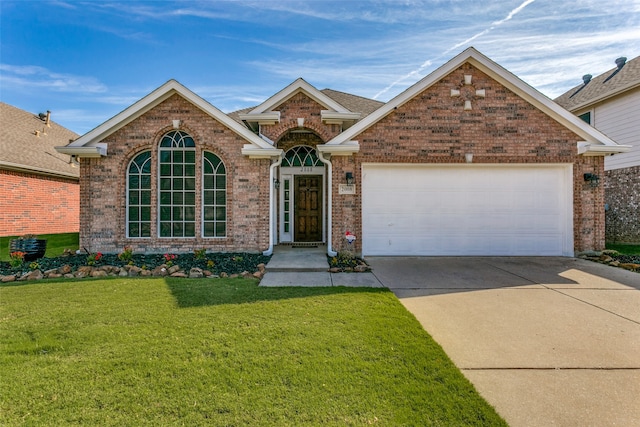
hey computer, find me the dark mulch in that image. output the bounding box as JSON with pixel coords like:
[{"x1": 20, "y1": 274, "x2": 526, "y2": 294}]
[{"x1": 0, "y1": 252, "x2": 271, "y2": 277}]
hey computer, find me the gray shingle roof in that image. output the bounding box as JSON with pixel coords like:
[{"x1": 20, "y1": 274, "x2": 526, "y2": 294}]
[
  {"x1": 227, "y1": 88, "x2": 384, "y2": 125},
  {"x1": 0, "y1": 102, "x2": 79, "y2": 179},
  {"x1": 554, "y1": 55, "x2": 640, "y2": 112}
]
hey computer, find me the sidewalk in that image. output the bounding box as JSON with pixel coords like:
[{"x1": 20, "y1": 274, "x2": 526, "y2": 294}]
[{"x1": 259, "y1": 245, "x2": 384, "y2": 287}]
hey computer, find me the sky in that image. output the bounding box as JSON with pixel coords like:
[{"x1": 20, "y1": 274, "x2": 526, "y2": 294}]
[{"x1": 1, "y1": 0, "x2": 639, "y2": 134}]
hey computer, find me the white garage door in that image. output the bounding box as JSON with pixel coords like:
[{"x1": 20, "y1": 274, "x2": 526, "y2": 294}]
[{"x1": 362, "y1": 164, "x2": 573, "y2": 256}]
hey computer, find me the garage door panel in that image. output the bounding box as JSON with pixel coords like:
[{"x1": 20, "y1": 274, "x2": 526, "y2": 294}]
[{"x1": 362, "y1": 165, "x2": 573, "y2": 256}]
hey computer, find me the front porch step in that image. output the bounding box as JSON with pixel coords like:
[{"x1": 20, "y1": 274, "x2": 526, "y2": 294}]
[{"x1": 265, "y1": 245, "x2": 329, "y2": 273}]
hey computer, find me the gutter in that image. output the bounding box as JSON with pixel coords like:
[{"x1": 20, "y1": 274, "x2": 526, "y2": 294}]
[
  {"x1": 316, "y1": 150, "x2": 338, "y2": 257},
  {"x1": 262, "y1": 154, "x2": 283, "y2": 256}
]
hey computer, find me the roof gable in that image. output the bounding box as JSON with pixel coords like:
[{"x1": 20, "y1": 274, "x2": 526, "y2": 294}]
[
  {"x1": 60, "y1": 80, "x2": 274, "y2": 157},
  {"x1": 324, "y1": 47, "x2": 625, "y2": 155},
  {"x1": 248, "y1": 78, "x2": 352, "y2": 114},
  {"x1": 554, "y1": 55, "x2": 640, "y2": 112}
]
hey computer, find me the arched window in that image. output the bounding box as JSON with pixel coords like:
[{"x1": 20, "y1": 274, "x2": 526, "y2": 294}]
[
  {"x1": 282, "y1": 145, "x2": 322, "y2": 167},
  {"x1": 158, "y1": 131, "x2": 196, "y2": 237},
  {"x1": 127, "y1": 151, "x2": 152, "y2": 237},
  {"x1": 202, "y1": 152, "x2": 226, "y2": 237}
]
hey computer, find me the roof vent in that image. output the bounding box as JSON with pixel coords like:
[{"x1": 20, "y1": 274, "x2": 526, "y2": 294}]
[
  {"x1": 615, "y1": 57, "x2": 627, "y2": 69},
  {"x1": 582, "y1": 74, "x2": 592, "y2": 84}
]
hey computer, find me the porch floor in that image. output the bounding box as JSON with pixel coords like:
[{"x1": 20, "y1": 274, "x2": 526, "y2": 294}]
[{"x1": 261, "y1": 245, "x2": 384, "y2": 288}]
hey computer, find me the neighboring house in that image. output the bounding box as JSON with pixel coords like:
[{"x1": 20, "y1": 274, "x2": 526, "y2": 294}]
[
  {"x1": 555, "y1": 55, "x2": 640, "y2": 244},
  {"x1": 0, "y1": 102, "x2": 80, "y2": 237},
  {"x1": 57, "y1": 47, "x2": 627, "y2": 257}
]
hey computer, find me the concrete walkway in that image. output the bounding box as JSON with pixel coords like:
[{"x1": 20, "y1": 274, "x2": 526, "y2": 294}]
[
  {"x1": 259, "y1": 245, "x2": 383, "y2": 287},
  {"x1": 367, "y1": 257, "x2": 640, "y2": 427}
]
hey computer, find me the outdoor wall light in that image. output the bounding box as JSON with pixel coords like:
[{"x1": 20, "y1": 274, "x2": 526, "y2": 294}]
[
  {"x1": 584, "y1": 173, "x2": 600, "y2": 187},
  {"x1": 345, "y1": 172, "x2": 354, "y2": 185},
  {"x1": 274, "y1": 178, "x2": 280, "y2": 189}
]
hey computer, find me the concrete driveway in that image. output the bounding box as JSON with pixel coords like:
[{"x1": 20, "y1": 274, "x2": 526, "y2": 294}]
[{"x1": 367, "y1": 257, "x2": 640, "y2": 427}]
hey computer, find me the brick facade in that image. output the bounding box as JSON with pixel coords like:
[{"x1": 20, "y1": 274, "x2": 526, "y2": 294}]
[
  {"x1": 80, "y1": 94, "x2": 271, "y2": 254},
  {"x1": 77, "y1": 61, "x2": 610, "y2": 256},
  {"x1": 326, "y1": 64, "x2": 605, "y2": 254},
  {"x1": 605, "y1": 166, "x2": 640, "y2": 244},
  {"x1": 0, "y1": 170, "x2": 79, "y2": 236}
]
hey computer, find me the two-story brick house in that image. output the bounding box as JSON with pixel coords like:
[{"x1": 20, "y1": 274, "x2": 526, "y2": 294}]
[{"x1": 57, "y1": 47, "x2": 627, "y2": 257}]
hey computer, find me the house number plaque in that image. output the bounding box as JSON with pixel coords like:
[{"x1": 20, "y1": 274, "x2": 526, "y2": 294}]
[{"x1": 339, "y1": 184, "x2": 356, "y2": 195}]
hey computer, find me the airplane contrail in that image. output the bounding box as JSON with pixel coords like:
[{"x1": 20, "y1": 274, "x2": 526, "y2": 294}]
[{"x1": 373, "y1": 0, "x2": 536, "y2": 99}]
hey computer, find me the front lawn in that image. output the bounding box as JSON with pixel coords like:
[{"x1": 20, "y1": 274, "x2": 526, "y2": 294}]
[{"x1": 0, "y1": 278, "x2": 506, "y2": 426}]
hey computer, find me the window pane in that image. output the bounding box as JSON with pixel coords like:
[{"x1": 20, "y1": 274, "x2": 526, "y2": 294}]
[
  {"x1": 216, "y1": 176, "x2": 226, "y2": 189},
  {"x1": 185, "y1": 151, "x2": 195, "y2": 163},
  {"x1": 185, "y1": 164, "x2": 195, "y2": 177},
  {"x1": 141, "y1": 207, "x2": 151, "y2": 221},
  {"x1": 160, "y1": 178, "x2": 171, "y2": 190},
  {"x1": 173, "y1": 223, "x2": 183, "y2": 236},
  {"x1": 185, "y1": 178, "x2": 195, "y2": 190},
  {"x1": 204, "y1": 206, "x2": 214, "y2": 221},
  {"x1": 215, "y1": 222, "x2": 226, "y2": 237},
  {"x1": 216, "y1": 207, "x2": 226, "y2": 221},
  {"x1": 185, "y1": 207, "x2": 195, "y2": 221},
  {"x1": 204, "y1": 176, "x2": 214, "y2": 189},
  {"x1": 140, "y1": 223, "x2": 151, "y2": 237},
  {"x1": 173, "y1": 151, "x2": 183, "y2": 162},
  {"x1": 204, "y1": 222, "x2": 214, "y2": 237},
  {"x1": 185, "y1": 192, "x2": 195, "y2": 205},
  {"x1": 173, "y1": 206, "x2": 183, "y2": 220},
  {"x1": 141, "y1": 175, "x2": 151, "y2": 188},
  {"x1": 173, "y1": 178, "x2": 183, "y2": 190},
  {"x1": 184, "y1": 222, "x2": 195, "y2": 236},
  {"x1": 160, "y1": 164, "x2": 171, "y2": 176},
  {"x1": 204, "y1": 191, "x2": 213, "y2": 205},
  {"x1": 129, "y1": 175, "x2": 139, "y2": 189},
  {"x1": 160, "y1": 192, "x2": 171, "y2": 204},
  {"x1": 173, "y1": 164, "x2": 183, "y2": 175},
  {"x1": 129, "y1": 207, "x2": 139, "y2": 221},
  {"x1": 129, "y1": 223, "x2": 139, "y2": 237},
  {"x1": 173, "y1": 192, "x2": 183, "y2": 205},
  {"x1": 160, "y1": 222, "x2": 171, "y2": 237},
  {"x1": 141, "y1": 191, "x2": 151, "y2": 205},
  {"x1": 129, "y1": 191, "x2": 139, "y2": 205},
  {"x1": 160, "y1": 151, "x2": 171, "y2": 162},
  {"x1": 160, "y1": 206, "x2": 171, "y2": 221},
  {"x1": 215, "y1": 191, "x2": 225, "y2": 205}
]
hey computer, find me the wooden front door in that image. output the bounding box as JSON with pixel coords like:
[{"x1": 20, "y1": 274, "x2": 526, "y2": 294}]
[{"x1": 294, "y1": 175, "x2": 322, "y2": 242}]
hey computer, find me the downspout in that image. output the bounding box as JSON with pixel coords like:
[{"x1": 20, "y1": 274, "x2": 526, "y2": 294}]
[
  {"x1": 262, "y1": 155, "x2": 282, "y2": 256},
  {"x1": 317, "y1": 150, "x2": 338, "y2": 257}
]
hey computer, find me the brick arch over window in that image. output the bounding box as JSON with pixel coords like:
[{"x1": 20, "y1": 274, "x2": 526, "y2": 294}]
[{"x1": 270, "y1": 119, "x2": 333, "y2": 144}]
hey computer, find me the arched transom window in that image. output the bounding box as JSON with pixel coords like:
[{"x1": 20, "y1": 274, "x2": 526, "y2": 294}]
[{"x1": 282, "y1": 145, "x2": 322, "y2": 167}]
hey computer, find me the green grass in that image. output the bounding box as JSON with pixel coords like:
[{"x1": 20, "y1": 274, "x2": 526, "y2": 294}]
[
  {"x1": 0, "y1": 232, "x2": 79, "y2": 261},
  {"x1": 0, "y1": 277, "x2": 506, "y2": 426},
  {"x1": 606, "y1": 243, "x2": 640, "y2": 255}
]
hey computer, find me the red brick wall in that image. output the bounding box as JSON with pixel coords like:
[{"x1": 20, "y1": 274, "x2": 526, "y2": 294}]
[
  {"x1": 330, "y1": 63, "x2": 605, "y2": 254},
  {"x1": 80, "y1": 94, "x2": 271, "y2": 254},
  {"x1": 0, "y1": 170, "x2": 79, "y2": 236}
]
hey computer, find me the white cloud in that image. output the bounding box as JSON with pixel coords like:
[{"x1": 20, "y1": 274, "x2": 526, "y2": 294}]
[{"x1": 0, "y1": 64, "x2": 107, "y2": 94}]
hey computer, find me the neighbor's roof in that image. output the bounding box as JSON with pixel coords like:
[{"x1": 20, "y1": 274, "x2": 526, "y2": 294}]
[
  {"x1": 555, "y1": 55, "x2": 640, "y2": 112},
  {"x1": 0, "y1": 102, "x2": 79, "y2": 179}
]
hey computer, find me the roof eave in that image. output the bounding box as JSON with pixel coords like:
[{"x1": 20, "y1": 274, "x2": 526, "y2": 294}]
[
  {"x1": 55, "y1": 144, "x2": 107, "y2": 158},
  {"x1": 577, "y1": 142, "x2": 631, "y2": 156},
  {"x1": 566, "y1": 82, "x2": 640, "y2": 113},
  {"x1": 0, "y1": 161, "x2": 80, "y2": 180}
]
